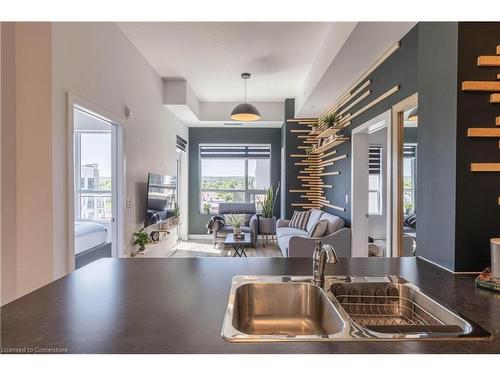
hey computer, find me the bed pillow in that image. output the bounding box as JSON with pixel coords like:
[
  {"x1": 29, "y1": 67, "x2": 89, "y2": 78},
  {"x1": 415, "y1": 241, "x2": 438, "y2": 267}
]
[
  {"x1": 289, "y1": 210, "x2": 311, "y2": 231},
  {"x1": 307, "y1": 219, "x2": 328, "y2": 238}
]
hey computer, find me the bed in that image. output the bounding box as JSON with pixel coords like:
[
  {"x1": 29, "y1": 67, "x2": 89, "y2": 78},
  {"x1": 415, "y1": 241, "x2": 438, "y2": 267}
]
[{"x1": 75, "y1": 221, "x2": 111, "y2": 269}]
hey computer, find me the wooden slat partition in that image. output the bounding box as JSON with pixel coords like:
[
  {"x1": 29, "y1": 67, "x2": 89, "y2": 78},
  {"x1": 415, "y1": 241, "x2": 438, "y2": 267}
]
[
  {"x1": 490, "y1": 93, "x2": 500, "y2": 103},
  {"x1": 467, "y1": 128, "x2": 500, "y2": 137},
  {"x1": 321, "y1": 202, "x2": 346, "y2": 212},
  {"x1": 471, "y1": 163, "x2": 500, "y2": 172},
  {"x1": 319, "y1": 171, "x2": 340, "y2": 176},
  {"x1": 462, "y1": 81, "x2": 500, "y2": 91},
  {"x1": 477, "y1": 56, "x2": 500, "y2": 66}
]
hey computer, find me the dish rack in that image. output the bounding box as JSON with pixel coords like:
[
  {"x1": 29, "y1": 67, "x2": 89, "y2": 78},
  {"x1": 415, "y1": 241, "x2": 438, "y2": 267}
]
[{"x1": 329, "y1": 282, "x2": 463, "y2": 333}]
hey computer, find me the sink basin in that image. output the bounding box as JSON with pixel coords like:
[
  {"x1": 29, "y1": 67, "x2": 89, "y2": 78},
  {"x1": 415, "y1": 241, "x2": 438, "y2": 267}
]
[
  {"x1": 221, "y1": 275, "x2": 491, "y2": 342},
  {"x1": 222, "y1": 276, "x2": 345, "y2": 341}
]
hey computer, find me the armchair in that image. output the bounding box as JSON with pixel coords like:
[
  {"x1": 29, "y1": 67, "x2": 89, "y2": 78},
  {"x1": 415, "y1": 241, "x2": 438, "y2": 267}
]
[{"x1": 212, "y1": 203, "x2": 258, "y2": 246}]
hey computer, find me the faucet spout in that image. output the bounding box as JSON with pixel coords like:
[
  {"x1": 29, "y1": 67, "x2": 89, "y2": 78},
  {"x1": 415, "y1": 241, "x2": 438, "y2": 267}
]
[{"x1": 312, "y1": 241, "x2": 339, "y2": 287}]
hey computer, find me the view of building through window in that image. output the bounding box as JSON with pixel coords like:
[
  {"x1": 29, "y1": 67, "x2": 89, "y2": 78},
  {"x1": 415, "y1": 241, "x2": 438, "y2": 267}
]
[{"x1": 77, "y1": 132, "x2": 112, "y2": 221}]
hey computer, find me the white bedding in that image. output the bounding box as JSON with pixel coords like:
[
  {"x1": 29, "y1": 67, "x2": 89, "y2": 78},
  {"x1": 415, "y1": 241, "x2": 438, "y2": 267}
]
[{"x1": 75, "y1": 221, "x2": 108, "y2": 255}]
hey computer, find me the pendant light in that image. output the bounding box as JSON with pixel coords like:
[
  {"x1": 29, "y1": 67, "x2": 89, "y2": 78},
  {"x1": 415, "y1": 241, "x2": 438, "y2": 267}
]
[
  {"x1": 407, "y1": 107, "x2": 418, "y2": 122},
  {"x1": 230, "y1": 73, "x2": 261, "y2": 121}
]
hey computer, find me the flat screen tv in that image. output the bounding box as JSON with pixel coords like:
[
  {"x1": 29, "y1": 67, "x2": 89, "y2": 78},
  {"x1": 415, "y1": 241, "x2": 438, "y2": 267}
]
[{"x1": 144, "y1": 173, "x2": 177, "y2": 228}]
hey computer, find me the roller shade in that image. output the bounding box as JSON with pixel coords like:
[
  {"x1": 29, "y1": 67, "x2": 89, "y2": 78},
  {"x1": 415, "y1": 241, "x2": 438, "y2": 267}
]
[
  {"x1": 369, "y1": 145, "x2": 382, "y2": 175},
  {"x1": 200, "y1": 145, "x2": 271, "y2": 159}
]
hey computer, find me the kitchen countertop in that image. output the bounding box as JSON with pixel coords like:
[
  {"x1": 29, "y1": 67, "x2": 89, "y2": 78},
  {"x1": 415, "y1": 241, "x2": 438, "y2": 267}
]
[{"x1": 1, "y1": 257, "x2": 499, "y2": 354}]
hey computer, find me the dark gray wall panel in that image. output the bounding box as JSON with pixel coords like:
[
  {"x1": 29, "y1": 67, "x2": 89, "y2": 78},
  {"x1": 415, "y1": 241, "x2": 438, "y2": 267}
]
[
  {"x1": 416, "y1": 22, "x2": 459, "y2": 271},
  {"x1": 188, "y1": 127, "x2": 282, "y2": 234},
  {"x1": 455, "y1": 22, "x2": 500, "y2": 272}
]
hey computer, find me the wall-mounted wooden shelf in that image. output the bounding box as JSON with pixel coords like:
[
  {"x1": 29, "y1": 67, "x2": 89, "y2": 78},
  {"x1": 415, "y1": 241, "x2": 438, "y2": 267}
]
[
  {"x1": 467, "y1": 128, "x2": 500, "y2": 137},
  {"x1": 311, "y1": 137, "x2": 349, "y2": 154},
  {"x1": 471, "y1": 163, "x2": 500, "y2": 172},
  {"x1": 462, "y1": 81, "x2": 500, "y2": 91},
  {"x1": 321, "y1": 202, "x2": 346, "y2": 212},
  {"x1": 496, "y1": 117, "x2": 500, "y2": 126},
  {"x1": 490, "y1": 93, "x2": 500, "y2": 103},
  {"x1": 477, "y1": 56, "x2": 500, "y2": 66},
  {"x1": 316, "y1": 125, "x2": 347, "y2": 139}
]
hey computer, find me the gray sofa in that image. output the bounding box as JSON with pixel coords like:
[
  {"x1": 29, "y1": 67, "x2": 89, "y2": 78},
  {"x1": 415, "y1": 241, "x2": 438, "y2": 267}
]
[
  {"x1": 213, "y1": 203, "x2": 258, "y2": 246},
  {"x1": 276, "y1": 208, "x2": 351, "y2": 258}
]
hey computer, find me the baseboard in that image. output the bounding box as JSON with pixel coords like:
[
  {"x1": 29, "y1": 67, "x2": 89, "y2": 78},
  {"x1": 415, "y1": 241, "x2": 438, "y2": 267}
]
[
  {"x1": 417, "y1": 256, "x2": 482, "y2": 274},
  {"x1": 188, "y1": 234, "x2": 212, "y2": 240}
]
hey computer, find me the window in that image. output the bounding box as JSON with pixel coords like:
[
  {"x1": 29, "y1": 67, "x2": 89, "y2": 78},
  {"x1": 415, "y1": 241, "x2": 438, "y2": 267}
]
[
  {"x1": 368, "y1": 145, "x2": 383, "y2": 215},
  {"x1": 199, "y1": 145, "x2": 271, "y2": 214},
  {"x1": 74, "y1": 131, "x2": 112, "y2": 222},
  {"x1": 403, "y1": 144, "x2": 417, "y2": 215}
]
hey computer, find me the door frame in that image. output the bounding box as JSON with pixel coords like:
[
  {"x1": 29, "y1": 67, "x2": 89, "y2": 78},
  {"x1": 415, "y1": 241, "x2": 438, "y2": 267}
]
[
  {"x1": 351, "y1": 109, "x2": 392, "y2": 257},
  {"x1": 67, "y1": 93, "x2": 126, "y2": 272},
  {"x1": 390, "y1": 92, "x2": 418, "y2": 257}
]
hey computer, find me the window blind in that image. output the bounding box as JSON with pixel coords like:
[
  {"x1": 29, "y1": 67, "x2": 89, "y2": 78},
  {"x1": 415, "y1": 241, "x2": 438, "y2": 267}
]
[
  {"x1": 403, "y1": 145, "x2": 416, "y2": 158},
  {"x1": 176, "y1": 135, "x2": 187, "y2": 152},
  {"x1": 200, "y1": 145, "x2": 271, "y2": 159},
  {"x1": 369, "y1": 145, "x2": 382, "y2": 175}
]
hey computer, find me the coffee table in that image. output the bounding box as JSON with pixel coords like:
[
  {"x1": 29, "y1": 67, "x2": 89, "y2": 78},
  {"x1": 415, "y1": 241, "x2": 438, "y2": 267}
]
[{"x1": 224, "y1": 233, "x2": 251, "y2": 257}]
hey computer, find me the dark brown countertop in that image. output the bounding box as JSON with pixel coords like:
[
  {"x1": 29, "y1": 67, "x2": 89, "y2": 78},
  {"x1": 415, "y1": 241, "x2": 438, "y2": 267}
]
[{"x1": 1, "y1": 257, "x2": 499, "y2": 354}]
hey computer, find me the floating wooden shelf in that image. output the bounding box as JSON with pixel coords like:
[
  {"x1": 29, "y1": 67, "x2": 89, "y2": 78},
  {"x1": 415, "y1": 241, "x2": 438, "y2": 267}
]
[
  {"x1": 319, "y1": 171, "x2": 340, "y2": 176},
  {"x1": 471, "y1": 163, "x2": 500, "y2": 172},
  {"x1": 496, "y1": 117, "x2": 500, "y2": 126},
  {"x1": 467, "y1": 128, "x2": 500, "y2": 137},
  {"x1": 311, "y1": 138, "x2": 349, "y2": 154},
  {"x1": 490, "y1": 93, "x2": 500, "y2": 103},
  {"x1": 316, "y1": 125, "x2": 348, "y2": 139},
  {"x1": 477, "y1": 56, "x2": 500, "y2": 66},
  {"x1": 321, "y1": 202, "x2": 346, "y2": 212},
  {"x1": 462, "y1": 81, "x2": 500, "y2": 91}
]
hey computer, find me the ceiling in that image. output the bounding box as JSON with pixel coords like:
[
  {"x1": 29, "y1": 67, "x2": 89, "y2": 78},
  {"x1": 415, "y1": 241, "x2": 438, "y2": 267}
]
[
  {"x1": 118, "y1": 22, "x2": 338, "y2": 102},
  {"x1": 117, "y1": 22, "x2": 416, "y2": 126}
]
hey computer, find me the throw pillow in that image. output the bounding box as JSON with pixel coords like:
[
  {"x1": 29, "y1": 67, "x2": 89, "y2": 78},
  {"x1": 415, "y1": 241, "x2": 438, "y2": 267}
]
[
  {"x1": 307, "y1": 219, "x2": 328, "y2": 238},
  {"x1": 289, "y1": 210, "x2": 311, "y2": 231}
]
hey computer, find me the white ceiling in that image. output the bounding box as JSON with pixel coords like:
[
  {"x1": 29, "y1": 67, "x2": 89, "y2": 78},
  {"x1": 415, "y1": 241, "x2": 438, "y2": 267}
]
[
  {"x1": 117, "y1": 22, "x2": 343, "y2": 102},
  {"x1": 117, "y1": 22, "x2": 416, "y2": 126}
]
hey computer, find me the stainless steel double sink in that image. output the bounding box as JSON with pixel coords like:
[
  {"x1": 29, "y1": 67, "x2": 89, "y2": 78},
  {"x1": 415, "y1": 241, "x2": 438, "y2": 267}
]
[{"x1": 221, "y1": 275, "x2": 491, "y2": 342}]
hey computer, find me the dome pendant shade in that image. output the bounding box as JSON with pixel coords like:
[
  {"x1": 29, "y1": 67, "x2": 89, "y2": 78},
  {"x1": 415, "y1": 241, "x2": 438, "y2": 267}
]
[
  {"x1": 408, "y1": 107, "x2": 418, "y2": 122},
  {"x1": 230, "y1": 72, "x2": 260, "y2": 122},
  {"x1": 230, "y1": 103, "x2": 261, "y2": 121}
]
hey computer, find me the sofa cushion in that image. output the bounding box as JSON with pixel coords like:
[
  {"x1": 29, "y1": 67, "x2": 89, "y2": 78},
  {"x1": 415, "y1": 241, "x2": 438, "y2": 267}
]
[
  {"x1": 306, "y1": 208, "x2": 324, "y2": 233},
  {"x1": 276, "y1": 226, "x2": 308, "y2": 239},
  {"x1": 289, "y1": 210, "x2": 310, "y2": 230},
  {"x1": 307, "y1": 219, "x2": 329, "y2": 237},
  {"x1": 320, "y1": 212, "x2": 345, "y2": 234}
]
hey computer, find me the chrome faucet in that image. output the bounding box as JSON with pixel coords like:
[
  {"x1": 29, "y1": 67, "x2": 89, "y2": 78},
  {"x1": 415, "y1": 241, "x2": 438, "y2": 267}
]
[{"x1": 312, "y1": 241, "x2": 339, "y2": 287}]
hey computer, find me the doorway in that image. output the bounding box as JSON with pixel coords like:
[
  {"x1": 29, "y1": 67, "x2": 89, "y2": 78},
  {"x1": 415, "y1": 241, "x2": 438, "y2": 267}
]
[
  {"x1": 391, "y1": 93, "x2": 418, "y2": 257},
  {"x1": 351, "y1": 110, "x2": 392, "y2": 257},
  {"x1": 69, "y1": 100, "x2": 124, "y2": 270}
]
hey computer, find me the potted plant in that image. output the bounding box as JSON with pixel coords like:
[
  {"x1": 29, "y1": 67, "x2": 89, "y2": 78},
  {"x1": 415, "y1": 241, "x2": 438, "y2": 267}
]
[
  {"x1": 203, "y1": 202, "x2": 211, "y2": 215},
  {"x1": 259, "y1": 182, "x2": 280, "y2": 236},
  {"x1": 322, "y1": 112, "x2": 338, "y2": 129},
  {"x1": 305, "y1": 145, "x2": 316, "y2": 155},
  {"x1": 225, "y1": 213, "x2": 247, "y2": 238},
  {"x1": 170, "y1": 203, "x2": 180, "y2": 226},
  {"x1": 132, "y1": 227, "x2": 150, "y2": 252}
]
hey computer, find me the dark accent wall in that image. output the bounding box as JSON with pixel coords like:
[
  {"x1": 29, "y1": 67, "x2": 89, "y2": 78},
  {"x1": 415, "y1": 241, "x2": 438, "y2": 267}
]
[
  {"x1": 283, "y1": 25, "x2": 419, "y2": 223},
  {"x1": 417, "y1": 22, "x2": 459, "y2": 271},
  {"x1": 455, "y1": 22, "x2": 500, "y2": 272},
  {"x1": 188, "y1": 127, "x2": 282, "y2": 234}
]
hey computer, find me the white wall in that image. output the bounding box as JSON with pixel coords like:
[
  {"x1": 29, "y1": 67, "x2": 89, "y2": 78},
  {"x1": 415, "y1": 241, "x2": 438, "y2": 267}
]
[
  {"x1": 1, "y1": 22, "x2": 189, "y2": 304},
  {"x1": 1, "y1": 23, "x2": 54, "y2": 304},
  {"x1": 52, "y1": 22, "x2": 189, "y2": 264}
]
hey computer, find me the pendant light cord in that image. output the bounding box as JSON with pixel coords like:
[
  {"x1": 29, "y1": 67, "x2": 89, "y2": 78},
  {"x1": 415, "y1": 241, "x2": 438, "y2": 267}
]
[{"x1": 244, "y1": 78, "x2": 247, "y2": 104}]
